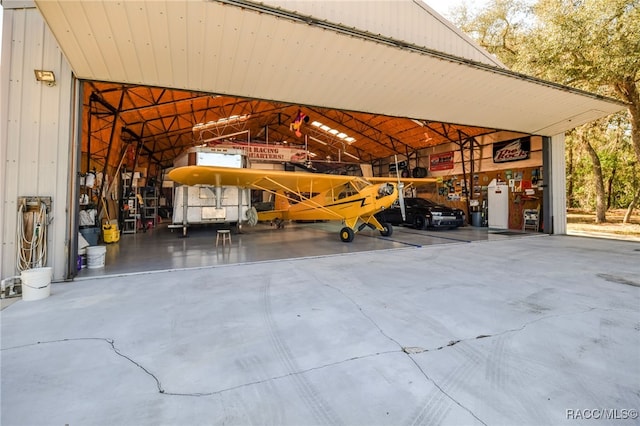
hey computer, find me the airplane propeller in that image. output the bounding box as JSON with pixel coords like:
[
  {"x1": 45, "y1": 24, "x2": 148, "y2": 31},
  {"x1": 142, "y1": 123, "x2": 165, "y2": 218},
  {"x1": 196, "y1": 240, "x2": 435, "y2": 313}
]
[{"x1": 395, "y1": 155, "x2": 406, "y2": 222}]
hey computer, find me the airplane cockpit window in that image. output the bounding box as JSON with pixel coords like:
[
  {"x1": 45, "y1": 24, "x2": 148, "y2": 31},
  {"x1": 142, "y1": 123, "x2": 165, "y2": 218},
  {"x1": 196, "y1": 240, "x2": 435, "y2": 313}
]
[
  {"x1": 337, "y1": 182, "x2": 357, "y2": 200},
  {"x1": 351, "y1": 179, "x2": 367, "y2": 192}
]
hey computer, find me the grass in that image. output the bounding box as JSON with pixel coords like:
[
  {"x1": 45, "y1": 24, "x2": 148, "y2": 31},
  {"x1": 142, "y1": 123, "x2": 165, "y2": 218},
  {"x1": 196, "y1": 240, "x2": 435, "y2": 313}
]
[{"x1": 566, "y1": 208, "x2": 640, "y2": 241}]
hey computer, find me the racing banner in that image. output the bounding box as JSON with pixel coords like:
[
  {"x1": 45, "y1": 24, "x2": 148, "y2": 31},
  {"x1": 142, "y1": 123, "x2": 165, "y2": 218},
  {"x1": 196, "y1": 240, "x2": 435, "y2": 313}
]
[
  {"x1": 429, "y1": 151, "x2": 455, "y2": 171},
  {"x1": 217, "y1": 143, "x2": 308, "y2": 163}
]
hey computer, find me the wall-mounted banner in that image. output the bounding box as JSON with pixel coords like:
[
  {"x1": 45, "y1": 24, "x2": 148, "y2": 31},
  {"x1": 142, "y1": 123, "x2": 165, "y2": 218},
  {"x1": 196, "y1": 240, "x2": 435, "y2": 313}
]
[
  {"x1": 429, "y1": 151, "x2": 454, "y2": 171},
  {"x1": 218, "y1": 143, "x2": 308, "y2": 163},
  {"x1": 493, "y1": 137, "x2": 530, "y2": 163}
]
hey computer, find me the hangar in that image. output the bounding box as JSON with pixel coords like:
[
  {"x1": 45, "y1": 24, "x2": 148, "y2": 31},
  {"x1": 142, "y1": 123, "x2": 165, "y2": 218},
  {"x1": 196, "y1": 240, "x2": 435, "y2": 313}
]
[{"x1": 0, "y1": 0, "x2": 626, "y2": 282}]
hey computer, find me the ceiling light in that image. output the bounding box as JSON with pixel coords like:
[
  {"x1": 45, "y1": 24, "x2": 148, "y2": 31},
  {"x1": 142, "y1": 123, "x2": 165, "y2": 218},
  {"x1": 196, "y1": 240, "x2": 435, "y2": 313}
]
[
  {"x1": 311, "y1": 121, "x2": 355, "y2": 144},
  {"x1": 343, "y1": 151, "x2": 360, "y2": 160},
  {"x1": 192, "y1": 114, "x2": 249, "y2": 131},
  {"x1": 309, "y1": 136, "x2": 328, "y2": 145}
]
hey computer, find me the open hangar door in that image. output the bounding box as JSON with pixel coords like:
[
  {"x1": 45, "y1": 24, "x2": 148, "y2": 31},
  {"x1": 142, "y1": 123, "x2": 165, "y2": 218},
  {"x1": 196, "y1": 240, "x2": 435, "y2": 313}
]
[
  {"x1": 29, "y1": 0, "x2": 625, "y2": 280},
  {"x1": 74, "y1": 80, "x2": 547, "y2": 277}
]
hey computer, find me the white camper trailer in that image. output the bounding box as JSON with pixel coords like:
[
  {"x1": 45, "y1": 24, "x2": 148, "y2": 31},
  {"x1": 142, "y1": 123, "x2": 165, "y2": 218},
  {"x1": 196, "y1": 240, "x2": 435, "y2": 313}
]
[{"x1": 169, "y1": 147, "x2": 252, "y2": 236}]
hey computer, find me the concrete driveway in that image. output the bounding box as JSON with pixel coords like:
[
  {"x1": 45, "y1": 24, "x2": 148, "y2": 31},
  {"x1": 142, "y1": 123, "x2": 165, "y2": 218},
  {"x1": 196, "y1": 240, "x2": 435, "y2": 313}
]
[{"x1": 2, "y1": 235, "x2": 639, "y2": 425}]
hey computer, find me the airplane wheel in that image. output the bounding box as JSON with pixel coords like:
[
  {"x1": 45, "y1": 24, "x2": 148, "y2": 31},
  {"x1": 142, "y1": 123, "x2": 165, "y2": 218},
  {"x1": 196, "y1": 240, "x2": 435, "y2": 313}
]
[
  {"x1": 340, "y1": 227, "x2": 355, "y2": 242},
  {"x1": 380, "y1": 222, "x2": 393, "y2": 237}
]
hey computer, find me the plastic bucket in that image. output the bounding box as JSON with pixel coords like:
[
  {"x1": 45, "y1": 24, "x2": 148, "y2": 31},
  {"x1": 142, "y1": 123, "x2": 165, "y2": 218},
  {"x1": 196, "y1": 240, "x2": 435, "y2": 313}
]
[
  {"x1": 102, "y1": 224, "x2": 120, "y2": 243},
  {"x1": 21, "y1": 267, "x2": 52, "y2": 301},
  {"x1": 86, "y1": 246, "x2": 107, "y2": 269}
]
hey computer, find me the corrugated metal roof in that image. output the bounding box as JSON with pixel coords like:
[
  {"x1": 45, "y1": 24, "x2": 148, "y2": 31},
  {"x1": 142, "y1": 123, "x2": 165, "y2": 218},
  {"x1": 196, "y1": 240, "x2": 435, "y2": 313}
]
[{"x1": 35, "y1": 0, "x2": 625, "y2": 140}]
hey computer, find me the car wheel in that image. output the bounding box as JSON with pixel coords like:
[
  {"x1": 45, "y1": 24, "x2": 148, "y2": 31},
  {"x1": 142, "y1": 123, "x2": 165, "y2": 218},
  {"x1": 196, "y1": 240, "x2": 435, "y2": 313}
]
[
  {"x1": 340, "y1": 227, "x2": 355, "y2": 242},
  {"x1": 414, "y1": 215, "x2": 427, "y2": 230},
  {"x1": 380, "y1": 222, "x2": 393, "y2": 237}
]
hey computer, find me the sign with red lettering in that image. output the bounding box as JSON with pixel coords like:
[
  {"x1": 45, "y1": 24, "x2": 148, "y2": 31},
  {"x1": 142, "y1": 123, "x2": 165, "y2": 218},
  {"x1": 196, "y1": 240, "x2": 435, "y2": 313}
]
[
  {"x1": 429, "y1": 151, "x2": 454, "y2": 171},
  {"x1": 217, "y1": 143, "x2": 308, "y2": 163},
  {"x1": 493, "y1": 137, "x2": 530, "y2": 163}
]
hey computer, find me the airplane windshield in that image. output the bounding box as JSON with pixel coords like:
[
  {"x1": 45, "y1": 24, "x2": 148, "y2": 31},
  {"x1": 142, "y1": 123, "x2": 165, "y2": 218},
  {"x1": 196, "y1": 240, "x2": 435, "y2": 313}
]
[{"x1": 351, "y1": 179, "x2": 367, "y2": 192}]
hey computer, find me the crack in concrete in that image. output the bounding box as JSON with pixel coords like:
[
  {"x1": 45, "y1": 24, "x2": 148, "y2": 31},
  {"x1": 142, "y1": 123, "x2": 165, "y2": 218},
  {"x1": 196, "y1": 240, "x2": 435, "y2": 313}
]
[
  {"x1": 2, "y1": 337, "x2": 166, "y2": 393},
  {"x1": 2, "y1": 337, "x2": 400, "y2": 398},
  {"x1": 323, "y1": 283, "x2": 489, "y2": 426},
  {"x1": 321, "y1": 286, "x2": 615, "y2": 426},
  {"x1": 1, "y1": 303, "x2": 609, "y2": 419}
]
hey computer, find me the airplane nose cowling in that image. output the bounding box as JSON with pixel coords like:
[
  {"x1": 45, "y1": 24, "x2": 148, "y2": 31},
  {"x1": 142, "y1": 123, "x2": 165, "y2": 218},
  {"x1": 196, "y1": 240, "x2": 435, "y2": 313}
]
[{"x1": 377, "y1": 183, "x2": 395, "y2": 198}]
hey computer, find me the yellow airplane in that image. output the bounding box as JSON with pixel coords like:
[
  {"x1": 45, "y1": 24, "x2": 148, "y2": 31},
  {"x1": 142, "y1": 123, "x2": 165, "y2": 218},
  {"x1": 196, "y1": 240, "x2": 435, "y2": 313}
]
[{"x1": 167, "y1": 166, "x2": 436, "y2": 242}]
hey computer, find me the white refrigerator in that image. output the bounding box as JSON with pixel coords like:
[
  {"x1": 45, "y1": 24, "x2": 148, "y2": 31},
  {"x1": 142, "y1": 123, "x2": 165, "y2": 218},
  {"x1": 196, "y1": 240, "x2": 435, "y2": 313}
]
[{"x1": 487, "y1": 179, "x2": 509, "y2": 229}]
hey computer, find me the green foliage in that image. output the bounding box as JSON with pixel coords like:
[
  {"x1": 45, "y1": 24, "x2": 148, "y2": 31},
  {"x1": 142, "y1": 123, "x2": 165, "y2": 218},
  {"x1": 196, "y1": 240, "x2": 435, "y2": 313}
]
[
  {"x1": 520, "y1": 0, "x2": 640, "y2": 95},
  {"x1": 451, "y1": 0, "x2": 640, "y2": 214},
  {"x1": 567, "y1": 113, "x2": 637, "y2": 209}
]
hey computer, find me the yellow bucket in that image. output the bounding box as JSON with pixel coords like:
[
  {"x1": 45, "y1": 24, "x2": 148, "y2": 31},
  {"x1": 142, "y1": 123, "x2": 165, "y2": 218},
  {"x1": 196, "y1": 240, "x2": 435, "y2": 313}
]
[{"x1": 102, "y1": 224, "x2": 120, "y2": 243}]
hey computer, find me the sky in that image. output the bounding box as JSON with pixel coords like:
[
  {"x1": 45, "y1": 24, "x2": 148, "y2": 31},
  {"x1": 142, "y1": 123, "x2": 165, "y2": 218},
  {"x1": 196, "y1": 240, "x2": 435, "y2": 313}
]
[
  {"x1": 423, "y1": 0, "x2": 487, "y2": 17},
  {"x1": 423, "y1": 0, "x2": 462, "y2": 17}
]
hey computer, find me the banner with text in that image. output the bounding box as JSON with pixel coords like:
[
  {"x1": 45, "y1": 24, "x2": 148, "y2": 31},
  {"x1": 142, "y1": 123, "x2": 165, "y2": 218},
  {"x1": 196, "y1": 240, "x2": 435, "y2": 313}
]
[
  {"x1": 493, "y1": 137, "x2": 530, "y2": 163},
  {"x1": 218, "y1": 144, "x2": 308, "y2": 163},
  {"x1": 429, "y1": 151, "x2": 455, "y2": 171}
]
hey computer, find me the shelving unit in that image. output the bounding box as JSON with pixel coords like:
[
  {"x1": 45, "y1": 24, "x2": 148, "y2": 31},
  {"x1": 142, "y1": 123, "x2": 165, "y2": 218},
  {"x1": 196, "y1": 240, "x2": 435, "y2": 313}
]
[
  {"x1": 142, "y1": 188, "x2": 158, "y2": 228},
  {"x1": 122, "y1": 196, "x2": 138, "y2": 234}
]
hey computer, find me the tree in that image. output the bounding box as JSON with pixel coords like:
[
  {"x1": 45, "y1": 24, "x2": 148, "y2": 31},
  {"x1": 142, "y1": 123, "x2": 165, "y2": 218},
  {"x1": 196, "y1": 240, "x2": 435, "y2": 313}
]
[
  {"x1": 520, "y1": 0, "x2": 640, "y2": 221},
  {"x1": 453, "y1": 0, "x2": 640, "y2": 222}
]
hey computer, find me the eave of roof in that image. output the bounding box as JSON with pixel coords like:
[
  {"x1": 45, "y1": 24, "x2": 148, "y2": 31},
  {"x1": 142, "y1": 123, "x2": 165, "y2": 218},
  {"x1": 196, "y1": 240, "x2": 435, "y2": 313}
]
[{"x1": 36, "y1": 0, "x2": 625, "y2": 140}]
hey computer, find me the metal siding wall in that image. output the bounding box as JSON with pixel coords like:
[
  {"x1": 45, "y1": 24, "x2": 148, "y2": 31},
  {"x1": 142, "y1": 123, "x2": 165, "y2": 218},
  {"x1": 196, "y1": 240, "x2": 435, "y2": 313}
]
[
  {"x1": 550, "y1": 133, "x2": 567, "y2": 234},
  {"x1": 1, "y1": 8, "x2": 73, "y2": 281}
]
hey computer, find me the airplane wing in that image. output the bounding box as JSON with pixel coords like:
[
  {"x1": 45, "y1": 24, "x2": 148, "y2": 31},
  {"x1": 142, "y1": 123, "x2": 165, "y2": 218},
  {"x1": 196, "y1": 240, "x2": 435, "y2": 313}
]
[
  {"x1": 167, "y1": 165, "x2": 369, "y2": 193},
  {"x1": 367, "y1": 176, "x2": 440, "y2": 186}
]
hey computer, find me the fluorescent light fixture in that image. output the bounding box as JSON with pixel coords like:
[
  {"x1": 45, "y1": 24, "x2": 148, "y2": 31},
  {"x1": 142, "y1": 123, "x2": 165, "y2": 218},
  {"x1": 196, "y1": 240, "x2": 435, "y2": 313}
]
[
  {"x1": 308, "y1": 151, "x2": 317, "y2": 157},
  {"x1": 193, "y1": 114, "x2": 249, "y2": 131},
  {"x1": 34, "y1": 70, "x2": 56, "y2": 86},
  {"x1": 343, "y1": 151, "x2": 360, "y2": 160},
  {"x1": 411, "y1": 119, "x2": 424, "y2": 127},
  {"x1": 310, "y1": 119, "x2": 356, "y2": 144},
  {"x1": 309, "y1": 136, "x2": 328, "y2": 145}
]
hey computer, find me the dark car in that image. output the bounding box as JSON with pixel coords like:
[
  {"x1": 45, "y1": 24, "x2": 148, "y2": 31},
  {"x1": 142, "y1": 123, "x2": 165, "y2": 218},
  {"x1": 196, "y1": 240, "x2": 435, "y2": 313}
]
[{"x1": 375, "y1": 197, "x2": 465, "y2": 230}]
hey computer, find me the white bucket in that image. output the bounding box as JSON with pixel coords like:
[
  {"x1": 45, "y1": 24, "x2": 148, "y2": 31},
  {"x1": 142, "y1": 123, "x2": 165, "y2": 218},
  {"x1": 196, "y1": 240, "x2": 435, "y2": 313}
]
[
  {"x1": 21, "y1": 267, "x2": 52, "y2": 301},
  {"x1": 86, "y1": 245, "x2": 107, "y2": 269}
]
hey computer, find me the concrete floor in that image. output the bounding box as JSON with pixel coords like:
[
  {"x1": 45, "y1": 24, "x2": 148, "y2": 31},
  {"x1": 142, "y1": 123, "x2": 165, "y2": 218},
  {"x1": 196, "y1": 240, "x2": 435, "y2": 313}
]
[
  {"x1": 74, "y1": 222, "x2": 536, "y2": 278},
  {"x1": 2, "y1": 226, "x2": 639, "y2": 425}
]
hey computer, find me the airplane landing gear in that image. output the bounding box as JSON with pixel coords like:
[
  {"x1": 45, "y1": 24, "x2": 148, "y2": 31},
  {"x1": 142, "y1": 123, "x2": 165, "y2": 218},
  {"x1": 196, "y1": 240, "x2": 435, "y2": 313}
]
[
  {"x1": 271, "y1": 218, "x2": 285, "y2": 229},
  {"x1": 379, "y1": 222, "x2": 393, "y2": 237},
  {"x1": 340, "y1": 227, "x2": 355, "y2": 242}
]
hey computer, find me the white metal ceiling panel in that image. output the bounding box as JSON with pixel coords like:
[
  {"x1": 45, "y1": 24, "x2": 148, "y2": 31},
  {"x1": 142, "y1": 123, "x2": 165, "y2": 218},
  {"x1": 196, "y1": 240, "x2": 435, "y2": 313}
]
[
  {"x1": 262, "y1": 0, "x2": 505, "y2": 67},
  {"x1": 34, "y1": 0, "x2": 625, "y2": 136}
]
